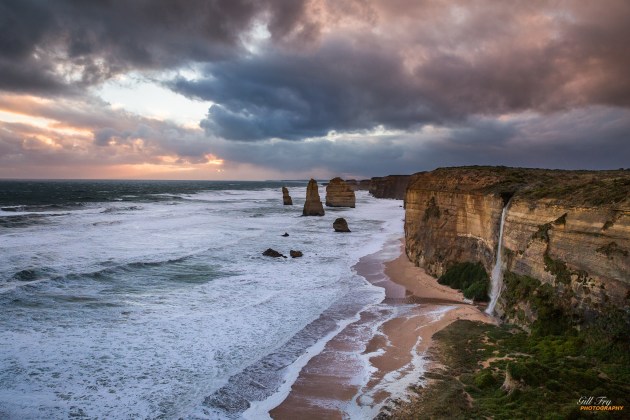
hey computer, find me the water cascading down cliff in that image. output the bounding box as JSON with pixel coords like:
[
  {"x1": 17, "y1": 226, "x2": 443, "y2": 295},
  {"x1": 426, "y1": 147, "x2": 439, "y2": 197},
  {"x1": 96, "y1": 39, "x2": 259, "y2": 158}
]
[
  {"x1": 403, "y1": 167, "x2": 630, "y2": 329},
  {"x1": 486, "y1": 203, "x2": 509, "y2": 314}
]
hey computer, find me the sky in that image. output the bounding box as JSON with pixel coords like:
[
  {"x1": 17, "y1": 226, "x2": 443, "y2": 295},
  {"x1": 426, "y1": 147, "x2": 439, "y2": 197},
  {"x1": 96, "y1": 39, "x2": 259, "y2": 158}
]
[{"x1": 0, "y1": 0, "x2": 629, "y2": 180}]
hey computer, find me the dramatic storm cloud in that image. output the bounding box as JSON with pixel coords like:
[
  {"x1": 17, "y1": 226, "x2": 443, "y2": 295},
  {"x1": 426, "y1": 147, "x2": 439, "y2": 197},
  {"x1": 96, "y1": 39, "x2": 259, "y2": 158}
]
[
  {"x1": 0, "y1": 0, "x2": 316, "y2": 94},
  {"x1": 1, "y1": 0, "x2": 629, "y2": 179}
]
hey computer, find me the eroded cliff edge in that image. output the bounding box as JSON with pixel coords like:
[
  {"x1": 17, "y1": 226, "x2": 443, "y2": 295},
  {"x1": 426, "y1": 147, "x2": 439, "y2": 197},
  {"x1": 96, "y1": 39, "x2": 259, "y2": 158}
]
[
  {"x1": 369, "y1": 175, "x2": 410, "y2": 199},
  {"x1": 404, "y1": 166, "x2": 630, "y2": 329}
]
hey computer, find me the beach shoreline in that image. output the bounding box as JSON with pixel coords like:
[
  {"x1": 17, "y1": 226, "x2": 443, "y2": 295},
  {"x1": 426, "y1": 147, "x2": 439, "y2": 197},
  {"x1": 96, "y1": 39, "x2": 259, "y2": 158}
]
[
  {"x1": 381, "y1": 244, "x2": 495, "y2": 354},
  {"x1": 269, "y1": 239, "x2": 494, "y2": 419}
]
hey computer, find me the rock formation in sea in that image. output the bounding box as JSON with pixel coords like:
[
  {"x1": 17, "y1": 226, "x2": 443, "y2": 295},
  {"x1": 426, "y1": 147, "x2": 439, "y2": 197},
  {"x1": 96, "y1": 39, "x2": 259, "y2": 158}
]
[
  {"x1": 302, "y1": 179, "x2": 325, "y2": 216},
  {"x1": 281, "y1": 232, "x2": 289, "y2": 237},
  {"x1": 369, "y1": 175, "x2": 410, "y2": 199},
  {"x1": 325, "y1": 177, "x2": 356, "y2": 208},
  {"x1": 333, "y1": 217, "x2": 351, "y2": 232},
  {"x1": 403, "y1": 166, "x2": 630, "y2": 330},
  {"x1": 282, "y1": 186, "x2": 293, "y2": 205},
  {"x1": 344, "y1": 179, "x2": 371, "y2": 191},
  {"x1": 263, "y1": 248, "x2": 286, "y2": 258},
  {"x1": 290, "y1": 250, "x2": 303, "y2": 258}
]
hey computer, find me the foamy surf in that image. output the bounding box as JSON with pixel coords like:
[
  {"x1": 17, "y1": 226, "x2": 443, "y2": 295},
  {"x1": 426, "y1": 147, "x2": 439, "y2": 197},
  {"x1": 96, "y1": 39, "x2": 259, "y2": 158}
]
[
  {"x1": 0, "y1": 182, "x2": 404, "y2": 419},
  {"x1": 261, "y1": 235, "x2": 459, "y2": 420}
]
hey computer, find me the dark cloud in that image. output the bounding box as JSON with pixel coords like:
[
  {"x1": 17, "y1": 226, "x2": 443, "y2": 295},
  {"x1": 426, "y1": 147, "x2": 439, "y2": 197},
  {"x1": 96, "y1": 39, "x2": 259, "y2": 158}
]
[
  {"x1": 1, "y1": 0, "x2": 629, "y2": 177},
  {"x1": 168, "y1": 0, "x2": 630, "y2": 141},
  {"x1": 1, "y1": 97, "x2": 628, "y2": 178},
  {"x1": 170, "y1": 39, "x2": 436, "y2": 140},
  {"x1": 201, "y1": 106, "x2": 630, "y2": 175},
  {"x1": 3, "y1": 0, "x2": 629, "y2": 121},
  {"x1": 0, "y1": 0, "x2": 316, "y2": 94}
]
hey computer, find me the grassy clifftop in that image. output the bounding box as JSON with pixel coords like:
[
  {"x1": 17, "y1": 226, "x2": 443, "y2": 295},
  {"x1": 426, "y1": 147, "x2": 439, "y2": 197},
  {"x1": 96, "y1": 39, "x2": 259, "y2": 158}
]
[{"x1": 409, "y1": 166, "x2": 630, "y2": 207}]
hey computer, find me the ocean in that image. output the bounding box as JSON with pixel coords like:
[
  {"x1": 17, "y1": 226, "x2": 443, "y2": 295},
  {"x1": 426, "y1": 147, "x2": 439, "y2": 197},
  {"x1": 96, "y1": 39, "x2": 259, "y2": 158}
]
[{"x1": 0, "y1": 180, "x2": 404, "y2": 419}]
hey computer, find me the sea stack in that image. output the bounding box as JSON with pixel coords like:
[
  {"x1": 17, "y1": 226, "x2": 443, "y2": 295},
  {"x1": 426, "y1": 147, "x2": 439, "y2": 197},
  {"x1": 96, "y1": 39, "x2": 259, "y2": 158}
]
[
  {"x1": 302, "y1": 179, "x2": 325, "y2": 216},
  {"x1": 282, "y1": 186, "x2": 293, "y2": 205},
  {"x1": 325, "y1": 177, "x2": 356, "y2": 208}
]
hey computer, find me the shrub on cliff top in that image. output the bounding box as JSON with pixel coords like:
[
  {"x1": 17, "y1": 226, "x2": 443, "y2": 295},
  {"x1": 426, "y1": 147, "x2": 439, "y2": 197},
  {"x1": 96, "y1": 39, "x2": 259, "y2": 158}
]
[{"x1": 439, "y1": 262, "x2": 490, "y2": 302}]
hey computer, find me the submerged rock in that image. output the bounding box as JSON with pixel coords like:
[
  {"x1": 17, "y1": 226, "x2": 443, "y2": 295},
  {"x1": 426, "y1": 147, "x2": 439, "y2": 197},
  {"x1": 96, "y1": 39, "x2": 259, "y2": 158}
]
[
  {"x1": 290, "y1": 250, "x2": 303, "y2": 258},
  {"x1": 282, "y1": 186, "x2": 293, "y2": 205},
  {"x1": 333, "y1": 218, "x2": 351, "y2": 232},
  {"x1": 326, "y1": 177, "x2": 356, "y2": 208},
  {"x1": 302, "y1": 179, "x2": 325, "y2": 216},
  {"x1": 263, "y1": 248, "x2": 286, "y2": 258}
]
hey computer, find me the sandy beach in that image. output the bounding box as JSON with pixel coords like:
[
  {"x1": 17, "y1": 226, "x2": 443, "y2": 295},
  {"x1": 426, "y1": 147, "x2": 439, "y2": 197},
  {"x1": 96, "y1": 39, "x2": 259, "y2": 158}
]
[{"x1": 270, "y1": 241, "x2": 494, "y2": 419}]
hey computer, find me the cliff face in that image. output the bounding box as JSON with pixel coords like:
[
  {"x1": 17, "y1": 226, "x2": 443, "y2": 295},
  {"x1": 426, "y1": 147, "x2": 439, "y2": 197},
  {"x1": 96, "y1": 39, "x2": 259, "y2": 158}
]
[
  {"x1": 404, "y1": 167, "x2": 630, "y2": 327},
  {"x1": 497, "y1": 199, "x2": 629, "y2": 325},
  {"x1": 345, "y1": 179, "x2": 371, "y2": 191},
  {"x1": 369, "y1": 175, "x2": 410, "y2": 199}
]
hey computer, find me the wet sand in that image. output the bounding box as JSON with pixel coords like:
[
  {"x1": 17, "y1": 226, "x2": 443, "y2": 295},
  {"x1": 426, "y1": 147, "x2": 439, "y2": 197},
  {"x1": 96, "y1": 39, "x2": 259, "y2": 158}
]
[{"x1": 270, "y1": 241, "x2": 494, "y2": 419}]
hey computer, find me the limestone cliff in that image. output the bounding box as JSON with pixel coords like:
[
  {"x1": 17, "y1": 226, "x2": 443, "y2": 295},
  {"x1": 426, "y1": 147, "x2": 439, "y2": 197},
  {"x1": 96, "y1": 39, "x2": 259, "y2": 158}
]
[
  {"x1": 369, "y1": 175, "x2": 410, "y2": 199},
  {"x1": 303, "y1": 179, "x2": 325, "y2": 216},
  {"x1": 404, "y1": 167, "x2": 630, "y2": 328},
  {"x1": 325, "y1": 177, "x2": 356, "y2": 208},
  {"x1": 345, "y1": 179, "x2": 371, "y2": 191}
]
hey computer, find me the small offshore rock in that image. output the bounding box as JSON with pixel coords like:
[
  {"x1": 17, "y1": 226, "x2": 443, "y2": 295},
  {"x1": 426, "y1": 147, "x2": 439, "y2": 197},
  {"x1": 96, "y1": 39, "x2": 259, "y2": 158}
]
[
  {"x1": 281, "y1": 232, "x2": 289, "y2": 237},
  {"x1": 333, "y1": 218, "x2": 351, "y2": 232},
  {"x1": 263, "y1": 248, "x2": 285, "y2": 258},
  {"x1": 290, "y1": 250, "x2": 303, "y2": 258}
]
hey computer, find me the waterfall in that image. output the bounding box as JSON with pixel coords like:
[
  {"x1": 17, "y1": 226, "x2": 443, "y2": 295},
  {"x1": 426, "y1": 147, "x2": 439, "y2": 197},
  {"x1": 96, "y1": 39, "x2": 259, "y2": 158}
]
[{"x1": 486, "y1": 203, "x2": 509, "y2": 315}]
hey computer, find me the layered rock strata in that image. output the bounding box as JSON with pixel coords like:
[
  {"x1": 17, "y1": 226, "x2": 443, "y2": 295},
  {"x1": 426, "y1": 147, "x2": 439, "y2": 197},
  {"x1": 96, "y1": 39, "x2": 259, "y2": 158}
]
[
  {"x1": 345, "y1": 179, "x2": 371, "y2": 191},
  {"x1": 404, "y1": 166, "x2": 630, "y2": 328},
  {"x1": 302, "y1": 179, "x2": 325, "y2": 216},
  {"x1": 325, "y1": 177, "x2": 356, "y2": 208},
  {"x1": 282, "y1": 186, "x2": 293, "y2": 205},
  {"x1": 369, "y1": 175, "x2": 410, "y2": 199}
]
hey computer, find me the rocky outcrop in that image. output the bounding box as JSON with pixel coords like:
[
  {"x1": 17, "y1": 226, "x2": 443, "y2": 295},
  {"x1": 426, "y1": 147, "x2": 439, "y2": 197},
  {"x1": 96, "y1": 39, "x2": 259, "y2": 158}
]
[
  {"x1": 325, "y1": 177, "x2": 356, "y2": 208},
  {"x1": 303, "y1": 179, "x2": 325, "y2": 216},
  {"x1": 290, "y1": 250, "x2": 303, "y2": 258},
  {"x1": 404, "y1": 166, "x2": 630, "y2": 328},
  {"x1": 333, "y1": 218, "x2": 351, "y2": 232},
  {"x1": 345, "y1": 179, "x2": 371, "y2": 191},
  {"x1": 263, "y1": 248, "x2": 286, "y2": 258},
  {"x1": 501, "y1": 365, "x2": 523, "y2": 394},
  {"x1": 369, "y1": 175, "x2": 410, "y2": 199},
  {"x1": 282, "y1": 187, "x2": 293, "y2": 205}
]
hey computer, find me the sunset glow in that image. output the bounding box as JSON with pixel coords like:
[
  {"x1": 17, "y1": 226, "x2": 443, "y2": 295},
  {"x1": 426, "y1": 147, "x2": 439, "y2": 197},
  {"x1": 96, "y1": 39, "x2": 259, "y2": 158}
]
[{"x1": 1, "y1": 1, "x2": 628, "y2": 179}]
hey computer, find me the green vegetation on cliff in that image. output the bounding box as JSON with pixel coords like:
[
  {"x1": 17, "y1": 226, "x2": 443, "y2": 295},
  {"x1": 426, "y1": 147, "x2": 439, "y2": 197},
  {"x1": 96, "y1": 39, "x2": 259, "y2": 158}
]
[
  {"x1": 502, "y1": 270, "x2": 629, "y2": 351},
  {"x1": 380, "y1": 320, "x2": 630, "y2": 419},
  {"x1": 502, "y1": 271, "x2": 572, "y2": 335},
  {"x1": 381, "y1": 266, "x2": 630, "y2": 419},
  {"x1": 438, "y1": 262, "x2": 490, "y2": 302}
]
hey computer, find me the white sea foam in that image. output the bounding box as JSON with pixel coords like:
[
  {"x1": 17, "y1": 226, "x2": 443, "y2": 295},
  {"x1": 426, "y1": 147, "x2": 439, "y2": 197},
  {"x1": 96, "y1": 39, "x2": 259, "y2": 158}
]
[
  {"x1": 0, "y1": 187, "x2": 404, "y2": 419},
  {"x1": 346, "y1": 305, "x2": 455, "y2": 420}
]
